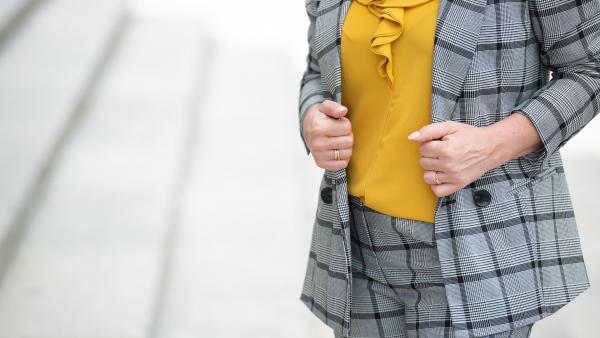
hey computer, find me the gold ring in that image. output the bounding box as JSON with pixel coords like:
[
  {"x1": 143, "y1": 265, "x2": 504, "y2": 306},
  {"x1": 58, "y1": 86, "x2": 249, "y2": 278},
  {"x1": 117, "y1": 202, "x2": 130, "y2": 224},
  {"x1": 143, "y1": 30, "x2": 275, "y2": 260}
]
[
  {"x1": 334, "y1": 149, "x2": 340, "y2": 161},
  {"x1": 435, "y1": 171, "x2": 442, "y2": 185}
]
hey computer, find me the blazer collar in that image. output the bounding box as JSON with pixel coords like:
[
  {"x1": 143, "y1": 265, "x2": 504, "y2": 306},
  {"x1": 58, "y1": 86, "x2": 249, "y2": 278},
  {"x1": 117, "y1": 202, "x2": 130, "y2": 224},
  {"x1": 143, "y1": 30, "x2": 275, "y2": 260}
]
[{"x1": 333, "y1": 0, "x2": 488, "y2": 122}]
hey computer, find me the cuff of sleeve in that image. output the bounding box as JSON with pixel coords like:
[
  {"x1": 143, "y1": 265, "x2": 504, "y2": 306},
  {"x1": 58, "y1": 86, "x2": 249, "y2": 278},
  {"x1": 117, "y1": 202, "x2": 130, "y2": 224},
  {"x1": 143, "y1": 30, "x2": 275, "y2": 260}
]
[{"x1": 509, "y1": 106, "x2": 557, "y2": 172}]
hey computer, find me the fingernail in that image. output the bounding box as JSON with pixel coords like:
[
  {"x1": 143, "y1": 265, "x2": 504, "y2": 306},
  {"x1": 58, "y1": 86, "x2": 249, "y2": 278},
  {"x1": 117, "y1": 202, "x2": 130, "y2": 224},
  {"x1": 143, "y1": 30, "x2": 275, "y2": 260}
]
[
  {"x1": 336, "y1": 106, "x2": 347, "y2": 112},
  {"x1": 408, "y1": 131, "x2": 420, "y2": 140}
]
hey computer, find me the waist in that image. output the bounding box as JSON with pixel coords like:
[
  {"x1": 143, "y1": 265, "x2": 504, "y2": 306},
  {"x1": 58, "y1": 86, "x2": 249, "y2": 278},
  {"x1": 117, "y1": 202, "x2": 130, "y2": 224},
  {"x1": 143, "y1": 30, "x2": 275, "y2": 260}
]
[
  {"x1": 348, "y1": 193, "x2": 365, "y2": 207},
  {"x1": 348, "y1": 193, "x2": 435, "y2": 226}
]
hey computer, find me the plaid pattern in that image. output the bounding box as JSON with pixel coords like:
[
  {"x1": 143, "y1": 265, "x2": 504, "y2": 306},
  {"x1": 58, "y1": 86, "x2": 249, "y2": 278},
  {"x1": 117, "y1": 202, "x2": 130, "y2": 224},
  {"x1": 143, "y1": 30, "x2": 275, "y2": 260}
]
[
  {"x1": 332, "y1": 194, "x2": 534, "y2": 338},
  {"x1": 298, "y1": 0, "x2": 599, "y2": 337}
]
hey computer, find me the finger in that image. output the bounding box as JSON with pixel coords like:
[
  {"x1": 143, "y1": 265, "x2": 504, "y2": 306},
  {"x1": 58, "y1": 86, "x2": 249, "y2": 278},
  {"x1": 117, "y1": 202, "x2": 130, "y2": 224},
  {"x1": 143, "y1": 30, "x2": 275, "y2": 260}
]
[
  {"x1": 312, "y1": 134, "x2": 353, "y2": 152},
  {"x1": 320, "y1": 116, "x2": 352, "y2": 137},
  {"x1": 418, "y1": 157, "x2": 444, "y2": 171},
  {"x1": 322, "y1": 159, "x2": 351, "y2": 171},
  {"x1": 430, "y1": 183, "x2": 457, "y2": 198},
  {"x1": 423, "y1": 170, "x2": 449, "y2": 186},
  {"x1": 321, "y1": 147, "x2": 352, "y2": 161},
  {"x1": 319, "y1": 100, "x2": 348, "y2": 119},
  {"x1": 408, "y1": 121, "x2": 456, "y2": 143},
  {"x1": 418, "y1": 140, "x2": 445, "y2": 158},
  {"x1": 326, "y1": 134, "x2": 353, "y2": 150}
]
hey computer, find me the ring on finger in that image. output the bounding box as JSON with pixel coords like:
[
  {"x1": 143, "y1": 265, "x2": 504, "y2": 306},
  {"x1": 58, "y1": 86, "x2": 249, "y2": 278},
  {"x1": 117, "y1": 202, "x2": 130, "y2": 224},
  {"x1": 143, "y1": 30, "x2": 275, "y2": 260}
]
[{"x1": 435, "y1": 171, "x2": 442, "y2": 185}]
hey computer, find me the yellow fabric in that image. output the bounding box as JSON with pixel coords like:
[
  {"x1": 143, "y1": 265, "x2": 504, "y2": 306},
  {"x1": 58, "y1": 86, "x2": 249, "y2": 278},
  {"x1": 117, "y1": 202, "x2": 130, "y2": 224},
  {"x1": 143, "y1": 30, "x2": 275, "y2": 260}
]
[{"x1": 341, "y1": 0, "x2": 440, "y2": 223}]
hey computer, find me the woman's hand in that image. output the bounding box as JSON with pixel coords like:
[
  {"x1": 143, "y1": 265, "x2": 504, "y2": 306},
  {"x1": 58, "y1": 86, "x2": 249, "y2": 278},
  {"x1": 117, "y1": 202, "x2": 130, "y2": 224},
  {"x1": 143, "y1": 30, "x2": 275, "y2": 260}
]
[
  {"x1": 408, "y1": 113, "x2": 544, "y2": 198},
  {"x1": 408, "y1": 121, "x2": 504, "y2": 198},
  {"x1": 303, "y1": 100, "x2": 354, "y2": 171}
]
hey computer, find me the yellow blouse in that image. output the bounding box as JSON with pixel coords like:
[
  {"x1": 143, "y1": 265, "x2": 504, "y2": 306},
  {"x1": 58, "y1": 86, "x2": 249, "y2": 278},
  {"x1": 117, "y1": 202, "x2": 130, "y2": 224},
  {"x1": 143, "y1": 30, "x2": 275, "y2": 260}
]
[{"x1": 341, "y1": 0, "x2": 440, "y2": 223}]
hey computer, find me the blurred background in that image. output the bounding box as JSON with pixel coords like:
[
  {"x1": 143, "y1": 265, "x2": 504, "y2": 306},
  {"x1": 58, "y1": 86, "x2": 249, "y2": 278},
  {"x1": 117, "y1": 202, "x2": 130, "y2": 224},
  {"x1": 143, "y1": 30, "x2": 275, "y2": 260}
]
[{"x1": 0, "y1": 0, "x2": 597, "y2": 337}]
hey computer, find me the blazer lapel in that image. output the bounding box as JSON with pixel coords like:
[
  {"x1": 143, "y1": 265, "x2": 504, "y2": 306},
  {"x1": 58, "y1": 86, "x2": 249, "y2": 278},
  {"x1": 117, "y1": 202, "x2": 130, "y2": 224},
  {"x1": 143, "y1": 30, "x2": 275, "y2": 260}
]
[
  {"x1": 332, "y1": 0, "x2": 488, "y2": 123},
  {"x1": 429, "y1": 0, "x2": 487, "y2": 122}
]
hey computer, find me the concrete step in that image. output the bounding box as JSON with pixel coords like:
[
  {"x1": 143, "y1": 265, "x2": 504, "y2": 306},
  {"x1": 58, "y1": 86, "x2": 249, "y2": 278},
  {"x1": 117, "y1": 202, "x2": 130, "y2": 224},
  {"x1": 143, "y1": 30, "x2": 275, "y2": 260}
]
[
  {"x1": 150, "y1": 42, "x2": 330, "y2": 338},
  {"x1": 0, "y1": 0, "x2": 124, "y2": 281},
  {"x1": 0, "y1": 19, "x2": 205, "y2": 337},
  {"x1": 0, "y1": 0, "x2": 39, "y2": 48}
]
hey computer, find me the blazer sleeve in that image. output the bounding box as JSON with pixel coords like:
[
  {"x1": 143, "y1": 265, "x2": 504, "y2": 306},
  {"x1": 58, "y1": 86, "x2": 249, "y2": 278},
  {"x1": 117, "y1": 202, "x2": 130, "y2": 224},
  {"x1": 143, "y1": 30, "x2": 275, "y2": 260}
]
[
  {"x1": 511, "y1": 0, "x2": 600, "y2": 172},
  {"x1": 298, "y1": 0, "x2": 331, "y2": 155}
]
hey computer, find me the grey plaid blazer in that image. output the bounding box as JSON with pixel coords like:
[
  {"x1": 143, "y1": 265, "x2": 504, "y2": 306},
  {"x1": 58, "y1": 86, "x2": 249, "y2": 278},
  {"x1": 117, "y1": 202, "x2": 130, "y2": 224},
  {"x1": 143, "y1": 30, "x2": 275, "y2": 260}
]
[{"x1": 297, "y1": 0, "x2": 599, "y2": 337}]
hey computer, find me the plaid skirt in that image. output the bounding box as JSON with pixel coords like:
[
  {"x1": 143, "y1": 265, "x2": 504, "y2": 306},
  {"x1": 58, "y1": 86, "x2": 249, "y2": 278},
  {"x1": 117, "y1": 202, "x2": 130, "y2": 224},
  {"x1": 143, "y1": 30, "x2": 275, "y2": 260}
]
[{"x1": 335, "y1": 194, "x2": 534, "y2": 338}]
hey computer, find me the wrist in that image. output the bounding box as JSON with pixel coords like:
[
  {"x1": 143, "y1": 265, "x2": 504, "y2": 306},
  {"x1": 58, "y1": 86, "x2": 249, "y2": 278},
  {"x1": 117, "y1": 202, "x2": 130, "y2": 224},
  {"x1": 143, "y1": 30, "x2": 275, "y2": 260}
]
[
  {"x1": 483, "y1": 111, "x2": 544, "y2": 167},
  {"x1": 483, "y1": 122, "x2": 513, "y2": 168}
]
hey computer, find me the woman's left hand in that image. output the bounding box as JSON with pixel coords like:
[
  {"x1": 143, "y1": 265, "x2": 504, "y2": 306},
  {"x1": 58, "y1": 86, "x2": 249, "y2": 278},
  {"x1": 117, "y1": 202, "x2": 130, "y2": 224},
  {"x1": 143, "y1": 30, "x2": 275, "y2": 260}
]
[{"x1": 408, "y1": 121, "x2": 502, "y2": 198}]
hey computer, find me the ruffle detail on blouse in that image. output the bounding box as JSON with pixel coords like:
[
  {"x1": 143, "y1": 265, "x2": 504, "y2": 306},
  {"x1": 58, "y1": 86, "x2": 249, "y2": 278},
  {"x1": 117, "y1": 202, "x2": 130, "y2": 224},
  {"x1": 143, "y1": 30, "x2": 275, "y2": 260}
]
[{"x1": 355, "y1": 0, "x2": 435, "y2": 87}]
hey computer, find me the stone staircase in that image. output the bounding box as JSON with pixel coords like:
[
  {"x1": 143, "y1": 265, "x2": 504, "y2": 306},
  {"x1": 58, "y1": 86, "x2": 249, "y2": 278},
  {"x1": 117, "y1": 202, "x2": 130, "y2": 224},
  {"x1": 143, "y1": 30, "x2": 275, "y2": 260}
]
[
  {"x1": 0, "y1": 0, "x2": 126, "y2": 283},
  {"x1": 0, "y1": 1, "x2": 323, "y2": 337},
  {"x1": 0, "y1": 0, "x2": 40, "y2": 49},
  {"x1": 0, "y1": 0, "x2": 212, "y2": 336}
]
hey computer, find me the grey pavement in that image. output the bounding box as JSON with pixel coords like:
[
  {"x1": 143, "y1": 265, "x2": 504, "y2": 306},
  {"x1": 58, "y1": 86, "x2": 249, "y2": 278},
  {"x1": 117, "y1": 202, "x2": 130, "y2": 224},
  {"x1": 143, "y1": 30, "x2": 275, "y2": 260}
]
[
  {"x1": 0, "y1": 0, "x2": 123, "y2": 282},
  {"x1": 0, "y1": 0, "x2": 38, "y2": 47},
  {"x1": 0, "y1": 15, "x2": 204, "y2": 338}
]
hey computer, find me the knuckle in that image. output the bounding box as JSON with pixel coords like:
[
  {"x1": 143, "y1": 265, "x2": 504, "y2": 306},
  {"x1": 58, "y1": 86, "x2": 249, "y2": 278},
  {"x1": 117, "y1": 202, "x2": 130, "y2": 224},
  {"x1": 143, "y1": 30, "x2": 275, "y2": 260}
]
[
  {"x1": 439, "y1": 144, "x2": 450, "y2": 156},
  {"x1": 343, "y1": 119, "x2": 352, "y2": 132},
  {"x1": 311, "y1": 138, "x2": 322, "y2": 151},
  {"x1": 345, "y1": 135, "x2": 353, "y2": 148},
  {"x1": 331, "y1": 138, "x2": 341, "y2": 149},
  {"x1": 442, "y1": 161, "x2": 454, "y2": 172},
  {"x1": 311, "y1": 121, "x2": 324, "y2": 134}
]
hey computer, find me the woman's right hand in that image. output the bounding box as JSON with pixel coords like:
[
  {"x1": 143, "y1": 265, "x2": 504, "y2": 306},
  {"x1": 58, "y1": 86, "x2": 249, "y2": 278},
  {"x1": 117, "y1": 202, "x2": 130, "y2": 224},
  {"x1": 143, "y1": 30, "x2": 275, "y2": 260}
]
[{"x1": 303, "y1": 100, "x2": 354, "y2": 171}]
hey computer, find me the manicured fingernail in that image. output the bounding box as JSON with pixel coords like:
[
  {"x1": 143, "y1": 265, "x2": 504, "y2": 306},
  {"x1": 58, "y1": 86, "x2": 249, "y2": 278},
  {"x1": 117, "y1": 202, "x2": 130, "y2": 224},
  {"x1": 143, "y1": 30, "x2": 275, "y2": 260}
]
[{"x1": 408, "y1": 131, "x2": 420, "y2": 140}]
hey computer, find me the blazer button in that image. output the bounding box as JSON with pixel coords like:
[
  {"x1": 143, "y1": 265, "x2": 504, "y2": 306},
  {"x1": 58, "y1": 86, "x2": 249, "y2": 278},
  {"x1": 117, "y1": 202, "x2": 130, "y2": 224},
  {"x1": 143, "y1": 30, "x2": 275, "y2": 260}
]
[
  {"x1": 473, "y1": 189, "x2": 492, "y2": 207},
  {"x1": 320, "y1": 186, "x2": 333, "y2": 204}
]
